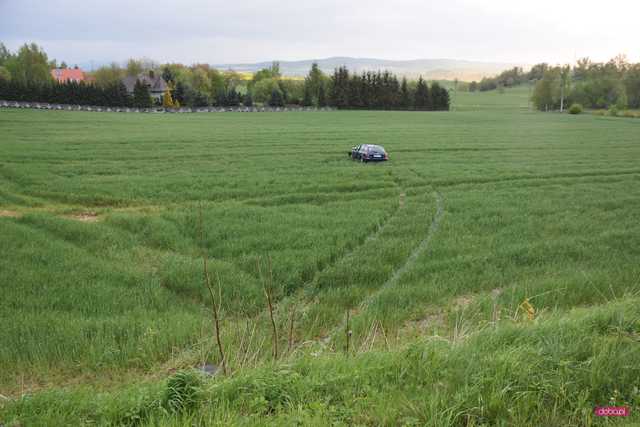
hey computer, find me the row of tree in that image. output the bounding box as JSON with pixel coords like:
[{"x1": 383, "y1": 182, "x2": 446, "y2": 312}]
[
  {"x1": 330, "y1": 67, "x2": 450, "y2": 110},
  {"x1": 468, "y1": 65, "x2": 550, "y2": 92},
  {"x1": 0, "y1": 79, "x2": 140, "y2": 107},
  {"x1": 0, "y1": 41, "x2": 450, "y2": 111},
  {"x1": 532, "y1": 56, "x2": 640, "y2": 111}
]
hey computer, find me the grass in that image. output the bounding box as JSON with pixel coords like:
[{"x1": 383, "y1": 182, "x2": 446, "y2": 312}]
[{"x1": 1, "y1": 86, "x2": 639, "y2": 425}]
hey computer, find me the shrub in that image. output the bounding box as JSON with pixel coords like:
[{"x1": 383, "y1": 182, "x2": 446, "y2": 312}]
[
  {"x1": 623, "y1": 110, "x2": 636, "y2": 118},
  {"x1": 568, "y1": 103, "x2": 583, "y2": 114},
  {"x1": 608, "y1": 105, "x2": 619, "y2": 117},
  {"x1": 163, "y1": 370, "x2": 204, "y2": 414}
]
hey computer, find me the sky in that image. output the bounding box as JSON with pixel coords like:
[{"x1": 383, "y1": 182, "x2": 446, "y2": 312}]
[{"x1": 1, "y1": 0, "x2": 638, "y2": 67}]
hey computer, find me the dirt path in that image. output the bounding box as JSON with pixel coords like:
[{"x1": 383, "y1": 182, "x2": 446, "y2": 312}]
[{"x1": 0, "y1": 210, "x2": 22, "y2": 218}]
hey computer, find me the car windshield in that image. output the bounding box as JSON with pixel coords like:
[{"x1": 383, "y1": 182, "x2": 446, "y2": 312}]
[{"x1": 367, "y1": 145, "x2": 385, "y2": 152}]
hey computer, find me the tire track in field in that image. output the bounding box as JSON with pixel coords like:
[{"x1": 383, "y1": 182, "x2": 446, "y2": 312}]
[
  {"x1": 325, "y1": 189, "x2": 444, "y2": 345},
  {"x1": 299, "y1": 170, "x2": 406, "y2": 288},
  {"x1": 261, "y1": 173, "x2": 405, "y2": 341},
  {"x1": 407, "y1": 169, "x2": 640, "y2": 190}
]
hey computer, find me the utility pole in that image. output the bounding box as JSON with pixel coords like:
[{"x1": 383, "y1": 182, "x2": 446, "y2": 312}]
[
  {"x1": 559, "y1": 65, "x2": 571, "y2": 113},
  {"x1": 560, "y1": 76, "x2": 564, "y2": 113},
  {"x1": 453, "y1": 78, "x2": 458, "y2": 112}
]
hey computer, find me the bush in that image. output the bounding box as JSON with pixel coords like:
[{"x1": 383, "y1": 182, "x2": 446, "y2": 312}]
[
  {"x1": 163, "y1": 370, "x2": 204, "y2": 414},
  {"x1": 608, "y1": 105, "x2": 619, "y2": 117},
  {"x1": 568, "y1": 103, "x2": 583, "y2": 114},
  {"x1": 623, "y1": 110, "x2": 636, "y2": 118}
]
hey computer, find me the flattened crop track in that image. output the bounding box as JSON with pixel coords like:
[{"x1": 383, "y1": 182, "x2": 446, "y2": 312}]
[
  {"x1": 305, "y1": 174, "x2": 406, "y2": 288},
  {"x1": 326, "y1": 189, "x2": 445, "y2": 344}
]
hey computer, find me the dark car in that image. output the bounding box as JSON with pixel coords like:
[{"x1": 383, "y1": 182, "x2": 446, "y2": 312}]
[{"x1": 348, "y1": 144, "x2": 389, "y2": 162}]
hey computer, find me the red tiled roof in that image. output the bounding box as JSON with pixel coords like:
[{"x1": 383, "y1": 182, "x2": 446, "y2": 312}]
[{"x1": 50, "y1": 68, "x2": 85, "y2": 82}]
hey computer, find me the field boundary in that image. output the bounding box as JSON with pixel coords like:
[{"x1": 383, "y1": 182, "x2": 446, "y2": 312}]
[{"x1": 0, "y1": 100, "x2": 336, "y2": 114}]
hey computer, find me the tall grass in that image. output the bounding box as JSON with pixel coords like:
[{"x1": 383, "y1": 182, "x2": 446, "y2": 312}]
[
  {"x1": 2, "y1": 299, "x2": 639, "y2": 425},
  {"x1": 1, "y1": 95, "x2": 639, "y2": 423}
]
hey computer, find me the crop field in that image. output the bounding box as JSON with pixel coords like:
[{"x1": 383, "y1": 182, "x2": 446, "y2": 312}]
[{"x1": 1, "y1": 88, "x2": 640, "y2": 425}]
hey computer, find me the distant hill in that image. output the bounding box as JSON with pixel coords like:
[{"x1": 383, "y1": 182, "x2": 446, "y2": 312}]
[{"x1": 214, "y1": 57, "x2": 524, "y2": 81}]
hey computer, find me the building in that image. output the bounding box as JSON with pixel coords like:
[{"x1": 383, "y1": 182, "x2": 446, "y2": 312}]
[
  {"x1": 50, "y1": 68, "x2": 85, "y2": 83},
  {"x1": 122, "y1": 74, "x2": 168, "y2": 102}
]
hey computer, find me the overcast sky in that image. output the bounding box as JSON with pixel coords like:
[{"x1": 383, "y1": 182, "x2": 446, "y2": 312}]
[{"x1": 1, "y1": 0, "x2": 637, "y2": 66}]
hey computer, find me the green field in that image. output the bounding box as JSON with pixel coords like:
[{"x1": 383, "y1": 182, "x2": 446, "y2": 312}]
[{"x1": 1, "y1": 88, "x2": 640, "y2": 426}]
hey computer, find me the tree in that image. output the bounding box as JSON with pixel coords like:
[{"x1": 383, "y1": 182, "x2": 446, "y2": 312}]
[
  {"x1": 329, "y1": 66, "x2": 350, "y2": 108},
  {"x1": 93, "y1": 62, "x2": 123, "y2": 88},
  {"x1": 302, "y1": 83, "x2": 313, "y2": 107},
  {"x1": 226, "y1": 87, "x2": 241, "y2": 107},
  {"x1": 270, "y1": 61, "x2": 281, "y2": 78},
  {"x1": 469, "y1": 81, "x2": 478, "y2": 92},
  {"x1": 559, "y1": 65, "x2": 571, "y2": 112},
  {"x1": 162, "y1": 87, "x2": 175, "y2": 108},
  {"x1": 5, "y1": 43, "x2": 51, "y2": 85},
  {"x1": 174, "y1": 81, "x2": 187, "y2": 106},
  {"x1": 223, "y1": 70, "x2": 244, "y2": 91},
  {"x1": 0, "y1": 43, "x2": 11, "y2": 66},
  {"x1": 243, "y1": 91, "x2": 253, "y2": 107},
  {"x1": 532, "y1": 67, "x2": 560, "y2": 111},
  {"x1": 208, "y1": 68, "x2": 225, "y2": 99},
  {"x1": 215, "y1": 87, "x2": 227, "y2": 106},
  {"x1": 252, "y1": 78, "x2": 280, "y2": 103},
  {"x1": 528, "y1": 63, "x2": 548, "y2": 81},
  {"x1": 400, "y1": 77, "x2": 411, "y2": 109},
  {"x1": 430, "y1": 82, "x2": 450, "y2": 111},
  {"x1": 100, "y1": 80, "x2": 131, "y2": 107},
  {"x1": 126, "y1": 59, "x2": 143, "y2": 77},
  {"x1": 304, "y1": 62, "x2": 326, "y2": 104},
  {"x1": 570, "y1": 61, "x2": 626, "y2": 109},
  {"x1": 191, "y1": 67, "x2": 211, "y2": 94},
  {"x1": 317, "y1": 84, "x2": 327, "y2": 107},
  {"x1": 161, "y1": 66, "x2": 176, "y2": 85},
  {"x1": 413, "y1": 77, "x2": 430, "y2": 110},
  {"x1": 109, "y1": 81, "x2": 132, "y2": 107},
  {"x1": 624, "y1": 64, "x2": 640, "y2": 108},
  {"x1": 277, "y1": 79, "x2": 303, "y2": 105},
  {"x1": 251, "y1": 62, "x2": 281, "y2": 87},
  {"x1": 191, "y1": 91, "x2": 209, "y2": 107},
  {"x1": 268, "y1": 88, "x2": 284, "y2": 107},
  {"x1": 133, "y1": 79, "x2": 152, "y2": 108},
  {"x1": 0, "y1": 66, "x2": 10, "y2": 82}
]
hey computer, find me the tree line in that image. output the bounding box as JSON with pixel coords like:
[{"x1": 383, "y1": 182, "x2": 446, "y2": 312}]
[
  {"x1": 0, "y1": 79, "x2": 135, "y2": 107},
  {"x1": 0, "y1": 42, "x2": 450, "y2": 111},
  {"x1": 469, "y1": 66, "x2": 546, "y2": 92},
  {"x1": 465, "y1": 55, "x2": 640, "y2": 112},
  {"x1": 330, "y1": 66, "x2": 450, "y2": 110},
  {"x1": 532, "y1": 56, "x2": 640, "y2": 111}
]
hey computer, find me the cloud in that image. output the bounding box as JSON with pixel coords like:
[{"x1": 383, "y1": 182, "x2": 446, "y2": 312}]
[{"x1": 1, "y1": 0, "x2": 638, "y2": 65}]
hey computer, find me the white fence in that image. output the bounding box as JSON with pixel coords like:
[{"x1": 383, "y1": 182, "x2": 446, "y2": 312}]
[{"x1": 0, "y1": 100, "x2": 335, "y2": 113}]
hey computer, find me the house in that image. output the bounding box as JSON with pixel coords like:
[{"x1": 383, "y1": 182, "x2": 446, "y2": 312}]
[
  {"x1": 122, "y1": 73, "x2": 168, "y2": 102},
  {"x1": 51, "y1": 68, "x2": 85, "y2": 83}
]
